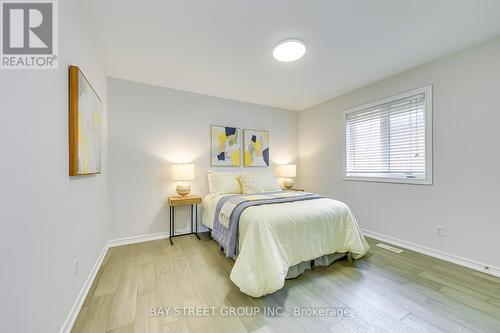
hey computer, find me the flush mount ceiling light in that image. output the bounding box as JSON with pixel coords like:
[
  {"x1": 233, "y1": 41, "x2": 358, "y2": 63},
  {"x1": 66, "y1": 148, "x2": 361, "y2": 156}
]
[{"x1": 273, "y1": 39, "x2": 306, "y2": 62}]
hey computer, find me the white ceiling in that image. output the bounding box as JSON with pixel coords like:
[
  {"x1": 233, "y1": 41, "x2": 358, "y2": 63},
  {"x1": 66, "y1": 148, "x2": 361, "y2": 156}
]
[{"x1": 82, "y1": 0, "x2": 500, "y2": 111}]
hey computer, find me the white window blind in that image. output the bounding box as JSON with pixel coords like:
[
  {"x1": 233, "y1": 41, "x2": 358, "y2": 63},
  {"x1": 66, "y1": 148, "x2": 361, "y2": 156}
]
[{"x1": 345, "y1": 87, "x2": 432, "y2": 184}]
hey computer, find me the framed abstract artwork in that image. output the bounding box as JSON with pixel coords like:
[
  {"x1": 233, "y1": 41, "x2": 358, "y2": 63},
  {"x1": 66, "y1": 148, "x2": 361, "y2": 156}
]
[
  {"x1": 69, "y1": 65, "x2": 102, "y2": 176},
  {"x1": 211, "y1": 125, "x2": 241, "y2": 166},
  {"x1": 243, "y1": 129, "x2": 269, "y2": 167}
]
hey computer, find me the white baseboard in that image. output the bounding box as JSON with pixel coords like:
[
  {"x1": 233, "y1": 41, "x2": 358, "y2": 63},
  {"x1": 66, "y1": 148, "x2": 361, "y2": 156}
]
[
  {"x1": 59, "y1": 244, "x2": 108, "y2": 333},
  {"x1": 107, "y1": 231, "x2": 170, "y2": 248},
  {"x1": 107, "y1": 226, "x2": 209, "y2": 248},
  {"x1": 362, "y1": 229, "x2": 500, "y2": 278},
  {"x1": 60, "y1": 227, "x2": 209, "y2": 333}
]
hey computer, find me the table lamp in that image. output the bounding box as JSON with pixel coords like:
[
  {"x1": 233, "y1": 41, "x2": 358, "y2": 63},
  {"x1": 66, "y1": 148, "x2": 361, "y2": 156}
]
[
  {"x1": 279, "y1": 164, "x2": 296, "y2": 189},
  {"x1": 172, "y1": 163, "x2": 195, "y2": 196}
]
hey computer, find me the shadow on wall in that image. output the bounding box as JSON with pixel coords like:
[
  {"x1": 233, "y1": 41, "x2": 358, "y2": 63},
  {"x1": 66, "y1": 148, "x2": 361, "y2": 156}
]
[{"x1": 109, "y1": 139, "x2": 213, "y2": 239}]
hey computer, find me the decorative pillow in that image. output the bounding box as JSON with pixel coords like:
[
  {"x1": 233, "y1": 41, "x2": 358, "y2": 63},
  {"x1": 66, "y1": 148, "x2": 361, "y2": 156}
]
[
  {"x1": 239, "y1": 171, "x2": 282, "y2": 194},
  {"x1": 207, "y1": 171, "x2": 242, "y2": 195},
  {"x1": 239, "y1": 173, "x2": 263, "y2": 194}
]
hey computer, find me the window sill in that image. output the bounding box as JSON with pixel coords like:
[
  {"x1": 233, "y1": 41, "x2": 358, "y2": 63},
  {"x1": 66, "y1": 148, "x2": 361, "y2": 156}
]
[{"x1": 343, "y1": 176, "x2": 433, "y2": 185}]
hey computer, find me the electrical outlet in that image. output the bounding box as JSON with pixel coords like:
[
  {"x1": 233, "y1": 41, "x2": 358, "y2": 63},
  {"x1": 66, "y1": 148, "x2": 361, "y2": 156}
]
[
  {"x1": 73, "y1": 259, "x2": 79, "y2": 276},
  {"x1": 436, "y1": 226, "x2": 445, "y2": 237}
]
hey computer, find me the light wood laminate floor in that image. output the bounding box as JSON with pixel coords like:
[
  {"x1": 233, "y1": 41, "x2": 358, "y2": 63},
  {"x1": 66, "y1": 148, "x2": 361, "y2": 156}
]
[{"x1": 71, "y1": 234, "x2": 500, "y2": 333}]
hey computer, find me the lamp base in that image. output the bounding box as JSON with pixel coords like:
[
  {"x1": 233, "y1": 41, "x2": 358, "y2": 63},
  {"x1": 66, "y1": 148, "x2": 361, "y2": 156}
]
[
  {"x1": 283, "y1": 179, "x2": 294, "y2": 190},
  {"x1": 176, "y1": 184, "x2": 191, "y2": 197}
]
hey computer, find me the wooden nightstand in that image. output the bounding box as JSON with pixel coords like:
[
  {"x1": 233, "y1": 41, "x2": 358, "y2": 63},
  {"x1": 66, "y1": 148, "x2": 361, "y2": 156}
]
[{"x1": 168, "y1": 195, "x2": 202, "y2": 245}]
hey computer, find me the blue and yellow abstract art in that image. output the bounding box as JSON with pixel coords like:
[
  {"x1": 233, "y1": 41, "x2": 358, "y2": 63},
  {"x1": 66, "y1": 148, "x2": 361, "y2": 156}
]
[
  {"x1": 244, "y1": 129, "x2": 269, "y2": 167},
  {"x1": 211, "y1": 125, "x2": 241, "y2": 166}
]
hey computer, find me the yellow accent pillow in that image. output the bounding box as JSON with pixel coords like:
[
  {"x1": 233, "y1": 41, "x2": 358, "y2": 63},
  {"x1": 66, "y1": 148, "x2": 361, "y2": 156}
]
[
  {"x1": 207, "y1": 172, "x2": 242, "y2": 195},
  {"x1": 239, "y1": 174, "x2": 262, "y2": 194},
  {"x1": 239, "y1": 171, "x2": 282, "y2": 194}
]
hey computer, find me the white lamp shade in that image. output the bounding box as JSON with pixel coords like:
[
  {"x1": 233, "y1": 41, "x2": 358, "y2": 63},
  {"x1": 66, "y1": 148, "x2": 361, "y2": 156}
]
[
  {"x1": 279, "y1": 164, "x2": 296, "y2": 178},
  {"x1": 172, "y1": 164, "x2": 195, "y2": 181}
]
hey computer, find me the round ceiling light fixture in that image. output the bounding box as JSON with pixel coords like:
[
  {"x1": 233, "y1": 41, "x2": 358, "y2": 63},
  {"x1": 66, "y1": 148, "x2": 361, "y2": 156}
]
[{"x1": 272, "y1": 39, "x2": 306, "y2": 62}]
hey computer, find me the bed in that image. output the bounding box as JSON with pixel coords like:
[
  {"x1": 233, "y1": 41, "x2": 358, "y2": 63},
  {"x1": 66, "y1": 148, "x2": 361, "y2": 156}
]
[{"x1": 201, "y1": 171, "x2": 369, "y2": 297}]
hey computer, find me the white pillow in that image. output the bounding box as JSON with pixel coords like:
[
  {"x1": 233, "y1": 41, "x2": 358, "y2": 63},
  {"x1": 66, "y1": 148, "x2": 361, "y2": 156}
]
[
  {"x1": 258, "y1": 171, "x2": 282, "y2": 191},
  {"x1": 239, "y1": 171, "x2": 282, "y2": 194},
  {"x1": 207, "y1": 171, "x2": 242, "y2": 195}
]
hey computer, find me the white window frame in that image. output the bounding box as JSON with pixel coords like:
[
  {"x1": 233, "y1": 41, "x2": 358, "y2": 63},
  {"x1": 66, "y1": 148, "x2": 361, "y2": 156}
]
[{"x1": 343, "y1": 86, "x2": 433, "y2": 185}]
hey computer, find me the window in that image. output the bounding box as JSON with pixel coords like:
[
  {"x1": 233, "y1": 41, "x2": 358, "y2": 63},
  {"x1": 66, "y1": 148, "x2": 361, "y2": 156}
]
[{"x1": 344, "y1": 86, "x2": 432, "y2": 184}]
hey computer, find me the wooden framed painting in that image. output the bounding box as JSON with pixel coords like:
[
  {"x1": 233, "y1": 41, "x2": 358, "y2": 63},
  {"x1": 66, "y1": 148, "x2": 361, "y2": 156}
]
[
  {"x1": 243, "y1": 129, "x2": 269, "y2": 167},
  {"x1": 69, "y1": 65, "x2": 102, "y2": 176},
  {"x1": 211, "y1": 125, "x2": 241, "y2": 166}
]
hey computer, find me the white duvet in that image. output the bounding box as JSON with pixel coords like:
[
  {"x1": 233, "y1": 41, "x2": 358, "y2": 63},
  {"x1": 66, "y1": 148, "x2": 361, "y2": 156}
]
[{"x1": 202, "y1": 194, "x2": 370, "y2": 297}]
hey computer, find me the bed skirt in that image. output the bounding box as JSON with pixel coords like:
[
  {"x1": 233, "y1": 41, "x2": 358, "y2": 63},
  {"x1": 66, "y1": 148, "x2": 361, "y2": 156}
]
[{"x1": 285, "y1": 252, "x2": 347, "y2": 279}]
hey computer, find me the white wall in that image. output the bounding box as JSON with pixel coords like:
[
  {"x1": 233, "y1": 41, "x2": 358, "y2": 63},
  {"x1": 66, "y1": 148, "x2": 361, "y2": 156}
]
[
  {"x1": 0, "y1": 1, "x2": 108, "y2": 332},
  {"x1": 107, "y1": 78, "x2": 298, "y2": 240},
  {"x1": 299, "y1": 37, "x2": 500, "y2": 269}
]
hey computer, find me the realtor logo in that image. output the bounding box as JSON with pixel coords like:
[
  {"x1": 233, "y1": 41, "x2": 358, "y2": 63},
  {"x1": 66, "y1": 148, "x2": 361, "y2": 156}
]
[{"x1": 1, "y1": 0, "x2": 58, "y2": 69}]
